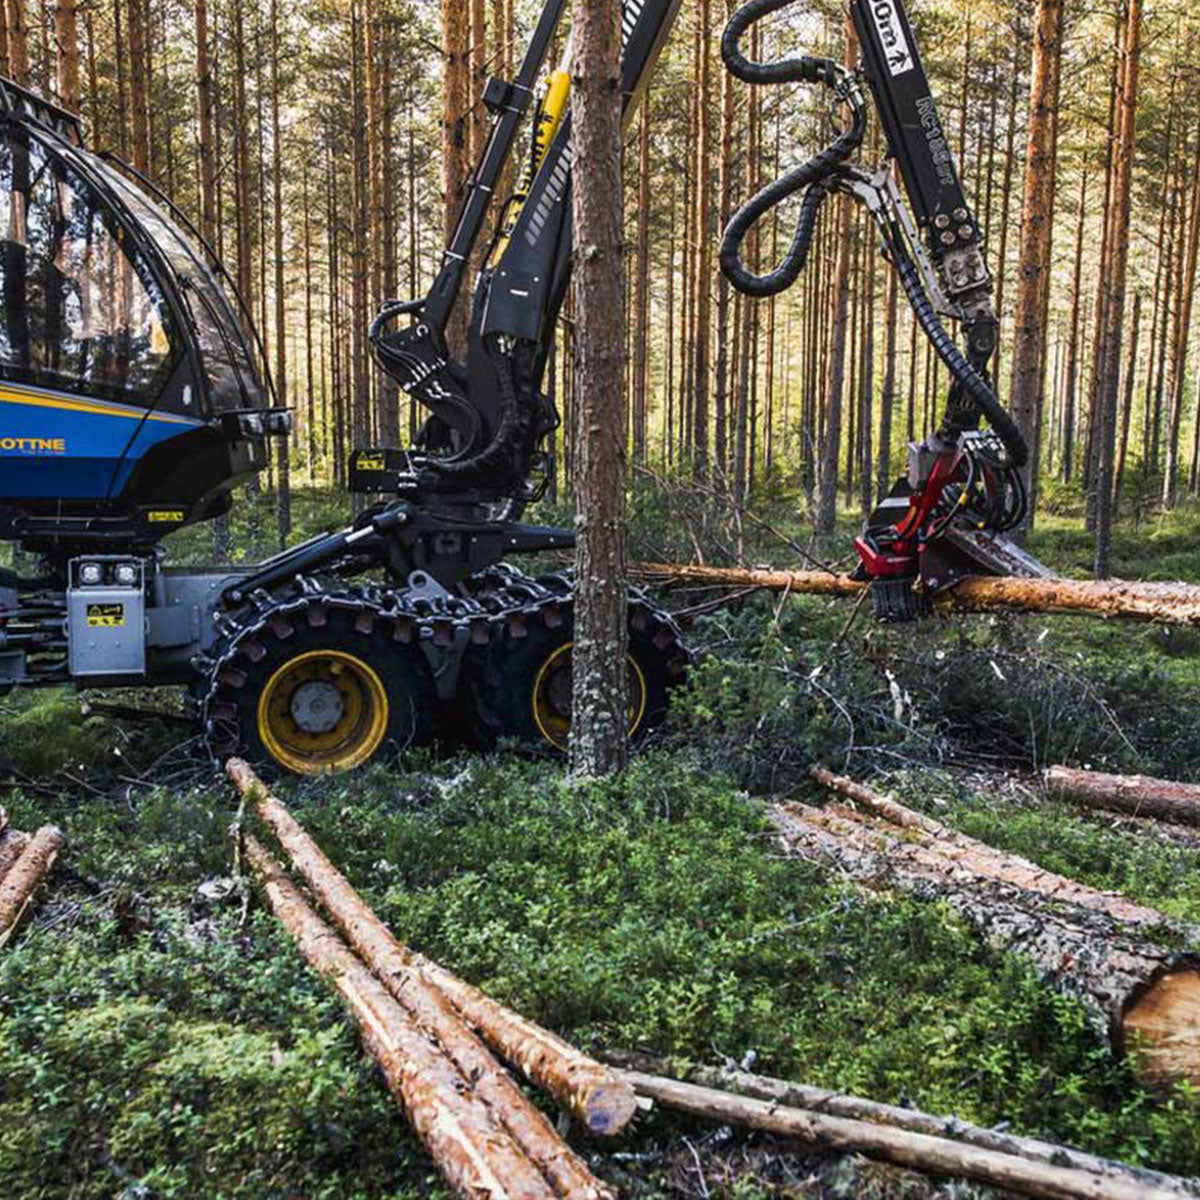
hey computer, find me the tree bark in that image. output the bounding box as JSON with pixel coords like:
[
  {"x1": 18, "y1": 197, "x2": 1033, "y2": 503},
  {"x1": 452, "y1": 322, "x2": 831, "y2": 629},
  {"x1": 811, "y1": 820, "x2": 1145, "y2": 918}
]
[
  {"x1": 5, "y1": 0, "x2": 27, "y2": 85},
  {"x1": 1163, "y1": 118, "x2": 1200, "y2": 508},
  {"x1": 1007, "y1": 0, "x2": 1064, "y2": 527},
  {"x1": 229, "y1": 759, "x2": 637, "y2": 1137},
  {"x1": 244, "y1": 836, "x2": 561, "y2": 1200},
  {"x1": 440, "y1": 0, "x2": 469, "y2": 356},
  {"x1": 617, "y1": 1069, "x2": 1185, "y2": 1200},
  {"x1": 691, "y1": 0, "x2": 713, "y2": 476},
  {"x1": 54, "y1": 0, "x2": 79, "y2": 110},
  {"x1": 570, "y1": 0, "x2": 628, "y2": 778},
  {"x1": 1093, "y1": 0, "x2": 1143, "y2": 578},
  {"x1": 771, "y1": 801, "x2": 1200, "y2": 1088},
  {"x1": 602, "y1": 1049, "x2": 1196, "y2": 1197},
  {"x1": 1045, "y1": 766, "x2": 1200, "y2": 830},
  {"x1": 809, "y1": 767, "x2": 1170, "y2": 930},
  {"x1": 633, "y1": 562, "x2": 1200, "y2": 627},
  {"x1": 815, "y1": 20, "x2": 857, "y2": 538},
  {"x1": 0, "y1": 825, "x2": 64, "y2": 948}
]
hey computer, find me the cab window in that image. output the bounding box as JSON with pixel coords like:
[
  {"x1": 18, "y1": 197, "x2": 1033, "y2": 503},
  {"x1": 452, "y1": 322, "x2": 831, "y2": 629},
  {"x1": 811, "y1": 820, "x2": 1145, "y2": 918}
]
[{"x1": 0, "y1": 128, "x2": 179, "y2": 404}]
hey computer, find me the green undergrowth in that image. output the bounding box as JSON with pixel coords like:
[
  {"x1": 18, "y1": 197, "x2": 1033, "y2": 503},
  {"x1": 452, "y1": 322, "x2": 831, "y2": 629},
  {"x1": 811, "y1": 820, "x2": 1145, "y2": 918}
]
[
  {"x1": 2, "y1": 499, "x2": 1200, "y2": 1196},
  {"x1": 3, "y1": 755, "x2": 1200, "y2": 1198}
]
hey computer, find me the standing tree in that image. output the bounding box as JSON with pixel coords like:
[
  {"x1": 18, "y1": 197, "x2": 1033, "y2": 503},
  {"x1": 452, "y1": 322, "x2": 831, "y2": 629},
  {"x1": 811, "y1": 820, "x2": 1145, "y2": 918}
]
[
  {"x1": 1093, "y1": 0, "x2": 1142, "y2": 577},
  {"x1": 1007, "y1": 0, "x2": 1064, "y2": 527},
  {"x1": 815, "y1": 19, "x2": 856, "y2": 539},
  {"x1": 569, "y1": 0, "x2": 628, "y2": 777},
  {"x1": 441, "y1": 0, "x2": 469, "y2": 355}
]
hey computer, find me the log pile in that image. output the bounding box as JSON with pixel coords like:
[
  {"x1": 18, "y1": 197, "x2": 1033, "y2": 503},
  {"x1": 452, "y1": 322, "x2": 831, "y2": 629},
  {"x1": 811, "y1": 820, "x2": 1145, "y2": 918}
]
[
  {"x1": 1045, "y1": 765, "x2": 1200, "y2": 829},
  {"x1": 774, "y1": 768, "x2": 1200, "y2": 1090},
  {"x1": 633, "y1": 562, "x2": 1200, "y2": 626},
  {"x1": 228, "y1": 758, "x2": 629, "y2": 1200},
  {"x1": 0, "y1": 810, "x2": 64, "y2": 948}
]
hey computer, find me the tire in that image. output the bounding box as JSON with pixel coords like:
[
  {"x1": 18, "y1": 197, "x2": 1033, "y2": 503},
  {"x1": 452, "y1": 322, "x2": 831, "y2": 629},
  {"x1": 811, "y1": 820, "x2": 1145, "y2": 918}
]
[
  {"x1": 204, "y1": 601, "x2": 435, "y2": 776},
  {"x1": 467, "y1": 598, "x2": 685, "y2": 753}
]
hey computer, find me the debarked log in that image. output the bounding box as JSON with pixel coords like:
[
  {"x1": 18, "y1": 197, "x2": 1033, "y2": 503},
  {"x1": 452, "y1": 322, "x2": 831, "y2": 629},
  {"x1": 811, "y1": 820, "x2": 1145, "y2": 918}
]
[
  {"x1": 1045, "y1": 766, "x2": 1200, "y2": 829},
  {"x1": 227, "y1": 757, "x2": 636, "y2": 1140},
  {"x1": 632, "y1": 563, "x2": 1200, "y2": 626},
  {"x1": 601, "y1": 1048, "x2": 1198, "y2": 1196},
  {"x1": 0, "y1": 824, "x2": 64, "y2": 947},
  {"x1": 770, "y1": 802, "x2": 1200, "y2": 1089},
  {"x1": 245, "y1": 834, "x2": 560, "y2": 1200},
  {"x1": 810, "y1": 767, "x2": 1171, "y2": 930},
  {"x1": 617, "y1": 1068, "x2": 1189, "y2": 1200}
]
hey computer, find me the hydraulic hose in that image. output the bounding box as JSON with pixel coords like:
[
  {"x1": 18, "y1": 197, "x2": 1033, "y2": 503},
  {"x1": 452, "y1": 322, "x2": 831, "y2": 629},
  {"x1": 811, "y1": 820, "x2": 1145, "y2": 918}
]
[
  {"x1": 890, "y1": 237, "x2": 1028, "y2": 468},
  {"x1": 719, "y1": 0, "x2": 864, "y2": 298}
]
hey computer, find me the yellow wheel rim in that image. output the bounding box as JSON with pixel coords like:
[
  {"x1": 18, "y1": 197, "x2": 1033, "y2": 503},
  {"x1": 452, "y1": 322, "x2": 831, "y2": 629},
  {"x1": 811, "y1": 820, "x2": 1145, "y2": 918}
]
[
  {"x1": 257, "y1": 649, "x2": 389, "y2": 775},
  {"x1": 530, "y1": 641, "x2": 648, "y2": 752}
]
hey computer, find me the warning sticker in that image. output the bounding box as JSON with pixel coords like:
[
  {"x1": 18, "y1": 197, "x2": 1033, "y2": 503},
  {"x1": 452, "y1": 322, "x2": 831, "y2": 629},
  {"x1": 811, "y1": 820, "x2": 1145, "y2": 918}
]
[
  {"x1": 867, "y1": 0, "x2": 915, "y2": 77},
  {"x1": 86, "y1": 603, "x2": 126, "y2": 628}
]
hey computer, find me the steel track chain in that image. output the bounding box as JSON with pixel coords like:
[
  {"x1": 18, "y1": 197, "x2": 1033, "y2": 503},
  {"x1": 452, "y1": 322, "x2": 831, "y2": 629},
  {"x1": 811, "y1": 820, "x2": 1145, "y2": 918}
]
[{"x1": 195, "y1": 563, "x2": 690, "y2": 762}]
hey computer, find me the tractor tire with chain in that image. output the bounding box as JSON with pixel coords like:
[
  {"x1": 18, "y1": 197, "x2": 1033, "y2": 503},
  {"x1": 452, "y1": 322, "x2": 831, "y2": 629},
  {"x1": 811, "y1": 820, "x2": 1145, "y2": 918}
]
[
  {"x1": 466, "y1": 585, "x2": 689, "y2": 752},
  {"x1": 198, "y1": 581, "x2": 436, "y2": 776},
  {"x1": 195, "y1": 567, "x2": 689, "y2": 773}
]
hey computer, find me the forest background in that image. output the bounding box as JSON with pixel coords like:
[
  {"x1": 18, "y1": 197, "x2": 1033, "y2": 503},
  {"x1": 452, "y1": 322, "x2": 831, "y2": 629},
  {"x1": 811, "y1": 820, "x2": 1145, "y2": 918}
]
[{"x1": 0, "y1": 0, "x2": 1184, "y2": 563}]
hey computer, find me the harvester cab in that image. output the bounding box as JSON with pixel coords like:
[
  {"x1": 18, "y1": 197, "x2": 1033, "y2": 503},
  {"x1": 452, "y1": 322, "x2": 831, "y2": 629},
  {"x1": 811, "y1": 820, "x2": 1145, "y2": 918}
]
[{"x1": 0, "y1": 75, "x2": 288, "y2": 558}]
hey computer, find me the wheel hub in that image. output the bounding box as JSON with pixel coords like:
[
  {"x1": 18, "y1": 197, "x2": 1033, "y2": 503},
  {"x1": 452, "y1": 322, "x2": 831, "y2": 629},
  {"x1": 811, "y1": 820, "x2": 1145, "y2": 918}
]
[{"x1": 289, "y1": 679, "x2": 346, "y2": 734}]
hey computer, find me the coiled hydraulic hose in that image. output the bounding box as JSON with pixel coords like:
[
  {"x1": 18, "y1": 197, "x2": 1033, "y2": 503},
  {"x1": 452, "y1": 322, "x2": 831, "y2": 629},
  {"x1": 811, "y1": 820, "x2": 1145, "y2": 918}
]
[{"x1": 719, "y1": 0, "x2": 864, "y2": 298}]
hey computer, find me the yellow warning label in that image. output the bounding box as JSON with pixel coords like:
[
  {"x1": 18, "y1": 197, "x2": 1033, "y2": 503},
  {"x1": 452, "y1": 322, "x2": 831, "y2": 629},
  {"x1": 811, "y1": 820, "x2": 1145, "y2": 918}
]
[
  {"x1": 148, "y1": 510, "x2": 185, "y2": 523},
  {"x1": 86, "y1": 603, "x2": 125, "y2": 628},
  {"x1": 357, "y1": 455, "x2": 385, "y2": 472}
]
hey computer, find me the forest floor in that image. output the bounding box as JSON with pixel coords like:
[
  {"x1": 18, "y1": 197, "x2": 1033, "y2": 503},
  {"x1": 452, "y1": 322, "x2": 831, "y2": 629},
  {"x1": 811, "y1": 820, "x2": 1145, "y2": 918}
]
[{"x1": 2, "y1": 485, "x2": 1200, "y2": 1198}]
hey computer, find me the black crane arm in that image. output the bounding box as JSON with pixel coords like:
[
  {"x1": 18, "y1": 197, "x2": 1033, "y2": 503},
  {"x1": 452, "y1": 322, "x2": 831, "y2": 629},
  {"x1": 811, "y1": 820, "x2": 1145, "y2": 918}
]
[
  {"x1": 368, "y1": 0, "x2": 682, "y2": 508},
  {"x1": 719, "y1": 0, "x2": 1027, "y2": 471}
]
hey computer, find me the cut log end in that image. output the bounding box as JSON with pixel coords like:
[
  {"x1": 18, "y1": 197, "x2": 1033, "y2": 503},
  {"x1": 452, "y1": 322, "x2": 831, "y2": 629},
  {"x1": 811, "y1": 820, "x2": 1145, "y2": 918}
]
[
  {"x1": 1122, "y1": 969, "x2": 1200, "y2": 1089},
  {"x1": 580, "y1": 1081, "x2": 640, "y2": 1136}
]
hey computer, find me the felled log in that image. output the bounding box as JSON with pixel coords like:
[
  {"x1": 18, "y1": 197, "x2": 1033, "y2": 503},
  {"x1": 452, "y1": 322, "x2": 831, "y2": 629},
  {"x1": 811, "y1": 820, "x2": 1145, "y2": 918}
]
[
  {"x1": 602, "y1": 1048, "x2": 1196, "y2": 1196},
  {"x1": 228, "y1": 758, "x2": 636, "y2": 1139},
  {"x1": 633, "y1": 562, "x2": 1200, "y2": 626},
  {"x1": 810, "y1": 768, "x2": 1168, "y2": 929},
  {"x1": 245, "y1": 834, "x2": 559, "y2": 1200},
  {"x1": 1045, "y1": 766, "x2": 1200, "y2": 829},
  {"x1": 771, "y1": 800, "x2": 1200, "y2": 1089},
  {"x1": 618, "y1": 1068, "x2": 1184, "y2": 1200},
  {"x1": 228, "y1": 765, "x2": 611, "y2": 1197},
  {"x1": 0, "y1": 824, "x2": 64, "y2": 947},
  {"x1": 0, "y1": 827, "x2": 30, "y2": 882}
]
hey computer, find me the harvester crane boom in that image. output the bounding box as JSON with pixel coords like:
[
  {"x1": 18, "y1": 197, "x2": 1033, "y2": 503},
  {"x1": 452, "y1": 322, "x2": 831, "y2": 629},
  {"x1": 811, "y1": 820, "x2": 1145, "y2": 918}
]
[{"x1": 719, "y1": 0, "x2": 1045, "y2": 619}]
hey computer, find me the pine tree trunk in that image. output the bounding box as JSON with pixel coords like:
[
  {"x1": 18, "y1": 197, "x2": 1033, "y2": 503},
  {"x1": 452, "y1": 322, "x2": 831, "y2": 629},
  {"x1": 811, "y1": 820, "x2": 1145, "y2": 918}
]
[
  {"x1": 570, "y1": 0, "x2": 628, "y2": 779},
  {"x1": 5, "y1": 0, "x2": 27, "y2": 84},
  {"x1": 1093, "y1": 0, "x2": 1142, "y2": 577},
  {"x1": 1007, "y1": 0, "x2": 1063, "y2": 529},
  {"x1": 1113, "y1": 292, "x2": 1141, "y2": 511},
  {"x1": 1162, "y1": 128, "x2": 1200, "y2": 507},
  {"x1": 270, "y1": 0, "x2": 290, "y2": 544},
  {"x1": 440, "y1": 0, "x2": 469, "y2": 356},
  {"x1": 816, "y1": 20, "x2": 856, "y2": 538},
  {"x1": 53, "y1": 0, "x2": 78, "y2": 110},
  {"x1": 631, "y1": 102, "x2": 651, "y2": 467}
]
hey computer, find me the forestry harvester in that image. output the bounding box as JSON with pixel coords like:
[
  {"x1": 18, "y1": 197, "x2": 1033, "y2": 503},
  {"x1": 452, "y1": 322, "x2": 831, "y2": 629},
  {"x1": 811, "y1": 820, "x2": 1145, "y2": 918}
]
[{"x1": 0, "y1": 0, "x2": 1038, "y2": 775}]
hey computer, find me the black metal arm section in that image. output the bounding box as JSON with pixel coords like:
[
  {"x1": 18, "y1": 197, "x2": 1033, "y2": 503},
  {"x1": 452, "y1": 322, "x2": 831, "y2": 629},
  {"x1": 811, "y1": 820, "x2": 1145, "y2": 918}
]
[{"x1": 719, "y1": 0, "x2": 864, "y2": 298}]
